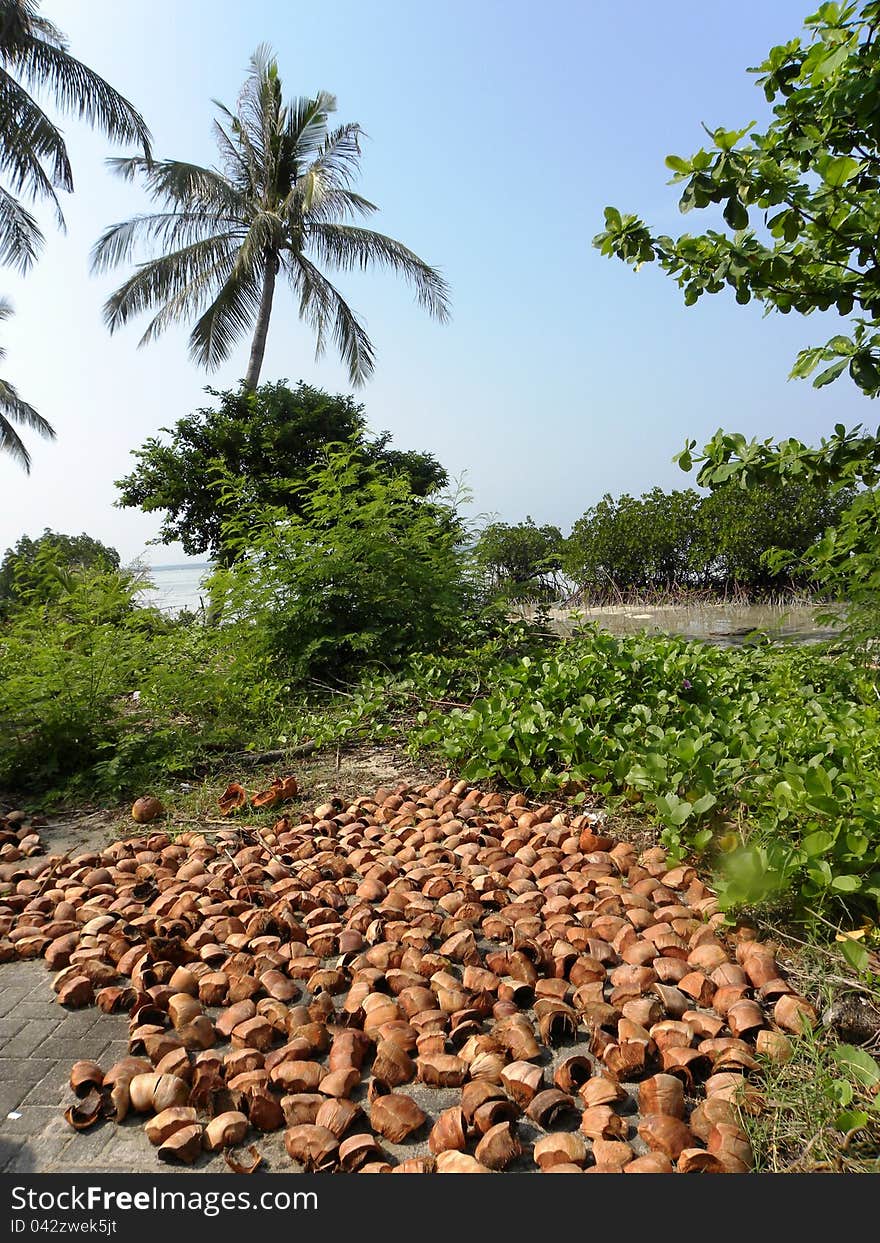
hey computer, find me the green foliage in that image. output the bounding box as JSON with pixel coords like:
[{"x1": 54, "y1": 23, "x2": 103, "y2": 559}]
[
  {"x1": 210, "y1": 446, "x2": 476, "y2": 679},
  {"x1": 409, "y1": 628, "x2": 880, "y2": 918},
  {"x1": 595, "y1": 0, "x2": 880, "y2": 635},
  {"x1": 564, "y1": 484, "x2": 849, "y2": 595},
  {"x1": 676, "y1": 424, "x2": 880, "y2": 492},
  {"x1": 115, "y1": 380, "x2": 447, "y2": 563},
  {"x1": 0, "y1": 528, "x2": 121, "y2": 615},
  {"x1": 677, "y1": 428, "x2": 880, "y2": 639},
  {"x1": 0, "y1": 561, "x2": 292, "y2": 798},
  {"x1": 0, "y1": 567, "x2": 156, "y2": 791},
  {"x1": 566, "y1": 488, "x2": 702, "y2": 593},
  {"x1": 474, "y1": 517, "x2": 564, "y2": 601},
  {"x1": 594, "y1": 1, "x2": 880, "y2": 398}
]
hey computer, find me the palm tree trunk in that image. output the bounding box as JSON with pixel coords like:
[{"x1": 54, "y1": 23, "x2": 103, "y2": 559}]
[{"x1": 244, "y1": 253, "x2": 278, "y2": 390}]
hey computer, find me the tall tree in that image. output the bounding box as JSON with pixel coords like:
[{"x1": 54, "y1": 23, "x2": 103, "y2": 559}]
[
  {"x1": 92, "y1": 45, "x2": 450, "y2": 390},
  {"x1": 0, "y1": 0, "x2": 151, "y2": 272},
  {"x1": 115, "y1": 380, "x2": 448, "y2": 564},
  {"x1": 0, "y1": 298, "x2": 51, "y2": 469}
]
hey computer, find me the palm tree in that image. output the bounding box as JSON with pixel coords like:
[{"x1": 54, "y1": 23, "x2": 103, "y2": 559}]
[
  {"x1": 92, "y1": 45, "x2": 450, "y2": 389},
  {"x1": 0, "y1": 297, "x2": 53, "y2": 469},
  {"x1": 0, "y1": 0, "x2": 151, "y2": 272}
]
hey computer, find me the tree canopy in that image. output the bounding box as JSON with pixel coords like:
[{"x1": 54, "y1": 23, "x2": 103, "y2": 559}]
[
  {"x1": 563, "y1": 484, "x2": 851, "y2": 596},
  {"x1": 0, "y1": 527, "x2": 120, "y2": 614},
  {"x1": 474, "y1": 518, "x2": 565, "y2": 600},
  {"x1": 115, "y1": 380, "x2": 449, "y2": 563}
]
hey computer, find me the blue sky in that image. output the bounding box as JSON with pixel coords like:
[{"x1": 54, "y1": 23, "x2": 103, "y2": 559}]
[{"x1": 0, "y1": 0, "x2": 868, "y2": 564}]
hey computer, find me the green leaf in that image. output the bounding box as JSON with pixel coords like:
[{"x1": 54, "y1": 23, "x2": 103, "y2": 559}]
[
  {"x1": 828, "y1": 1078, "x2": 853, "y2": 1107},
  {"x1": 802, "y1": 830, "x2": 834, "y2": 857},
  {"x1": 813, "y1": 358, "x2": 849, "y2": 388},
  {"x1": 832, "y1": 1045, "x2": 880, "y2": 1088},
  {"x1": 831, "y1": 874, "x2": 861, "y2": 892},
  {"x1": 665, "y1": 155, "x2": 691, "y2": 174},
  {"x1": 723, "y1": 197, "x2": 749, "y2": 230},
  {"x1": 835, "y1": 1109, "x2": 870, "y2": 1133},
  {"x1": 713, "y1": 124, "x2": 753, "y2": 151},
  {"x1": 789, "y1": 348, "x2": 825, "y2": 379},
  {"x1": 692, "y1": 792, "x2": 717, "y2": 815},
  {"x1": 668, "y1": 799, "x2": 693, "y2": 826},
  {"x1": 817, "y1": 154, "x2": 859, "y2": 187},
  {"x1": 810, "y1": 43, "x2": 850, "y2": 81},
  {"x1": 841, "y1": 938, "x2": 870, "y2": 974}
]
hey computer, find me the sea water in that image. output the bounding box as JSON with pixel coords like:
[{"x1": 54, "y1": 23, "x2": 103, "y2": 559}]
[{"x1": 136, "y1": 562, "x2": 213, "y2": 615}]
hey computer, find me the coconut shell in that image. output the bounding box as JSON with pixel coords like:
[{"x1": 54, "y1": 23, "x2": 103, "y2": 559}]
[
  {"x1": 204, "y1": 1112, "x2": 249, "y2": 1151},
  {"x1": 158, "y1": 1123, "x2": 204, "y2": 1164},
  {"x1": 284, "y1": 1124, "x2": 339, "y2": 1171},
  {"x1": 370, "y1": 1093, "x2": 427, "y2": 1142},
  {"x1": 145, "y1": 1107, "x2": 199, "y2": 1146}
]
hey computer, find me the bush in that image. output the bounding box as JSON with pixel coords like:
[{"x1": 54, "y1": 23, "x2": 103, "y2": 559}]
[
  {"x1": 211, "y1": 446, "x2": 478, "y2": 679},
  {"x1": 0, "y1": 568, "x2": 158, "y2": 790},
  {"x1": 115, "y1": 380, "x2": 448, "y2": 564},
  {"x1": 0, "y1": 563, "x2": 288, "y2": 798}
]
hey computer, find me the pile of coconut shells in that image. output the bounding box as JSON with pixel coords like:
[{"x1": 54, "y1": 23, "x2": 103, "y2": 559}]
[
  {"x1": 1, "y1": 806, "x2": 46, "y2": 865},
  {"x1": 0, "y1": 779, "x2": 817, "y2": 1173}
]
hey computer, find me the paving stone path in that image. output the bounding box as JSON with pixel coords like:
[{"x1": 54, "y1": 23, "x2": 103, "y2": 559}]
[{"x1": 0, "y1": 960, "x2": 297, "y2": 1174}]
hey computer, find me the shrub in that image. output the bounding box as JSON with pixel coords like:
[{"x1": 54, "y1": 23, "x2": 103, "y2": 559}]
[
  {"x1": 211, "y1": 446, "x2": 478, "y2": 679},
  {"x1": 563, "y1": 484, "x2": 853, "y2": 598}
]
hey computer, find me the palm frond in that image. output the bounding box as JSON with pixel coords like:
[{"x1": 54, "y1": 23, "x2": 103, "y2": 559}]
[
  {"x1": 0, "y1": 2, "x2": 65, "y2": 57},
  {"x1": 91, "y1": 209, "x2": 245, "y2": 273},
  {"x1": 213, "y1": 105, "x2": 263, "y2": 198},
  {"x1": 187, "y1": 253, "x2": 264, "y2": 369},
  {"x1": 0, "y1": 181, "x2": 42, "y2": 271},
  {"x1": 288, "y1": 251, "x2": 375, "y2": 384},
  {"x1": 211, "y1": 114, "x2": 252, "y2": 187},
  {"x1": 106, "y1": 156, "x2": 246, "y2": 215},
  {"x1": 305, "y1": 121, "x2": 363, "y2": 190},
  {"x1": 0, "y1": 67, "x2": 71, "y2": 201},
  {"x1": 2, "y1": 29, "x2": 151, "y2": 156},
  {"x1": 101, "y1": 232, "x2": 241, "y2": 334},
  {"x1": 308, "y1": 222, "x2": 451, "y2": 321},
  {"x1": 302, "y1": 187, "x2": 377, "y2": 222},
  {"x1": 0, "y1": 373, "x2": 55, "y2": 472},
  {"x1": 285, "y1": 90, "x2": 335, "y2": 162}
]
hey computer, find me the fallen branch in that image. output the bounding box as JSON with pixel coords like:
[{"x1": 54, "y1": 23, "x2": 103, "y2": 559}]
[{"x1": 236, "y1": 741, "x2": 318, "y2": 766}]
